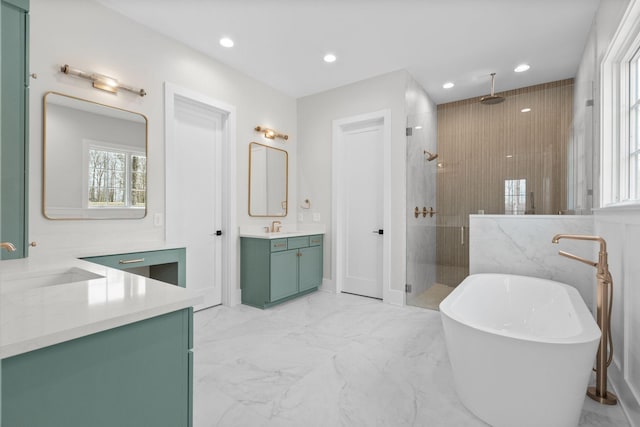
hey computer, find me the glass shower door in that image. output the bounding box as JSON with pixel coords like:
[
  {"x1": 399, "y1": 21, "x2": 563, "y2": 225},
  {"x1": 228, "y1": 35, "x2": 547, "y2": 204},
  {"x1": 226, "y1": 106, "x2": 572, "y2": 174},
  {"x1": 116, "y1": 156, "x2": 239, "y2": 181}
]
[{"x1": 405, "y1": 113, "x2": 467, "y2": 310}]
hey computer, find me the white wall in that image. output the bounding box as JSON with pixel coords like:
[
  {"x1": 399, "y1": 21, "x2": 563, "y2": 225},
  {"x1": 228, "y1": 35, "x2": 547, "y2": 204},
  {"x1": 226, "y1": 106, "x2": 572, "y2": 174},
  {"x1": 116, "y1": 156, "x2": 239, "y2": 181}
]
[
  {"x1": 594, "y1": 208, "x2": 640, "y2": 425},
  {"x1": 565, "y1": 0, "x2": 638, "y2": 422},
  {"x1": 297, "y1": 70, "x2": 409, "y2": 293},
  {"x1": 29, "y1": 0, "x2": 297, "y2": 262}
]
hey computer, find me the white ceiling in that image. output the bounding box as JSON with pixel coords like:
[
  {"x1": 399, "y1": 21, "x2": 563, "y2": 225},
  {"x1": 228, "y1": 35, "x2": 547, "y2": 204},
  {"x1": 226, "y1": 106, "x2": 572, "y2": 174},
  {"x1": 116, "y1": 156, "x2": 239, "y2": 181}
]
[{"x1": 96, "y1": 0, "x2": 600, "y2": 104}]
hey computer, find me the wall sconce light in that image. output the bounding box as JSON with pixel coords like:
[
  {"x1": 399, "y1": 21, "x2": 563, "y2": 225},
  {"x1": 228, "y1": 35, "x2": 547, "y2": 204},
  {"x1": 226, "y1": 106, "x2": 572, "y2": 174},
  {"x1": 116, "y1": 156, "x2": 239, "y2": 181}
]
[
  {"x1": 60, "y1": 64, "x2": 147, "y2": 97},
  {"x1": 255, "y1": 126, "x2": 288, "y2": 141}
]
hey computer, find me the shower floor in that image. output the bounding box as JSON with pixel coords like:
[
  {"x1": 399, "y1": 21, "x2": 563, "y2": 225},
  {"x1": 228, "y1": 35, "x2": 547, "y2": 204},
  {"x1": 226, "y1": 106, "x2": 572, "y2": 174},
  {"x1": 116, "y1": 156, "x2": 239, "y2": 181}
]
[{"x1": 410, "y1": 283, "x2": 455, "y2": 311}]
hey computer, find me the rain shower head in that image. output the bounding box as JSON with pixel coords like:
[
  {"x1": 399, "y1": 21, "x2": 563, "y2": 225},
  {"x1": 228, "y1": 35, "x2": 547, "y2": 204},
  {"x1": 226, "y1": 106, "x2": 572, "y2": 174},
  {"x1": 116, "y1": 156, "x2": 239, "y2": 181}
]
[
  {"x1": 480, "y1": 73, "x2": 505, "y2": 105},
  {"x1": 424, "y1": 150, "x2": 438, "y2": 161}
]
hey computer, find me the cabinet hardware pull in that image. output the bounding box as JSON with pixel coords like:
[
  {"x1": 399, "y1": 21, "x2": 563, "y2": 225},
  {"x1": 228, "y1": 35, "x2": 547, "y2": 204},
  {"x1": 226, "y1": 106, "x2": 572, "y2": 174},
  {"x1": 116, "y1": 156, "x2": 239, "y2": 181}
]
[
  {"x1": 274, "y1": 243, "x2": 286, "y2": 248},
  {"x1": 119, "y1": 258, "x2": 145, "y2": 264}
]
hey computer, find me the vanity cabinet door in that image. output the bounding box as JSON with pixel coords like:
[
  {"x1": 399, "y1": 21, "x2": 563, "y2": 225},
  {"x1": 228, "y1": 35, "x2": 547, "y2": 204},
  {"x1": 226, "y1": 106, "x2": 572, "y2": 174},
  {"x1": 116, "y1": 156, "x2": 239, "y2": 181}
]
[
  {"x1": 2, "y1": 309, "x2": 192, "y2": 427},
  {"x1": 299, "y1": 245, "x2": 323, "y2": 292},
  {"x1": 0, "y1": 0, "x2": 29, "y2": 259},
  {"x1": 270, "y1": 249, "x2": 299, "y2": 301}
]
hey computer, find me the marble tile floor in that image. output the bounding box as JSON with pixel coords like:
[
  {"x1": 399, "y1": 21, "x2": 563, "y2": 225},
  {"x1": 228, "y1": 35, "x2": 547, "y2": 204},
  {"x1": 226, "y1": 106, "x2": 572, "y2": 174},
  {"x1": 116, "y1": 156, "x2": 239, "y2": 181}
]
[{"x1": 193, "y1": 291, "x2": 630, "y2": 427}]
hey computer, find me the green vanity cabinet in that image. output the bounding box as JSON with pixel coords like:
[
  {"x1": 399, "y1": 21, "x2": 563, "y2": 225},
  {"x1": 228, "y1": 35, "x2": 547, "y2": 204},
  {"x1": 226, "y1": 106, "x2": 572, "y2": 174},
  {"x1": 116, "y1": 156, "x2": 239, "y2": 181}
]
[
  {"x1": 1, "y1": 308, "x2": 194, "y2": 427},
  {"x1": 82, "y1": 247, "x2": 186, "y2": 288},
  {"x1": 1, "y1": 0, "x2": 29, "y2": 260},
  {"x1": 241, "y1": 234, "x2": 323, "y2": 309}
]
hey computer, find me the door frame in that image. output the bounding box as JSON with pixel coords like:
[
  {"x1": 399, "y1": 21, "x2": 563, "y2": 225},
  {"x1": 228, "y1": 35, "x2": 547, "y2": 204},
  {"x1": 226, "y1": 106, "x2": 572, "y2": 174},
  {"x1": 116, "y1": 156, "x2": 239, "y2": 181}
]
[
  {"x1": 332, "y1": 109, "x2": 391, "y2": 302},
  {"x1": 164, "y1": 82, "x2": 238, "y2": 306}
]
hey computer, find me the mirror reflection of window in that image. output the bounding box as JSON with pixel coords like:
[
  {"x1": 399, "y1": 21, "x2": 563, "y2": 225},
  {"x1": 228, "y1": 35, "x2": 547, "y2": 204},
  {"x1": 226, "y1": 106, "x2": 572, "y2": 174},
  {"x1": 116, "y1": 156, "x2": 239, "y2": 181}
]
[{"x1": 86, "y1": 143, "x2": 146, "y2": 208}]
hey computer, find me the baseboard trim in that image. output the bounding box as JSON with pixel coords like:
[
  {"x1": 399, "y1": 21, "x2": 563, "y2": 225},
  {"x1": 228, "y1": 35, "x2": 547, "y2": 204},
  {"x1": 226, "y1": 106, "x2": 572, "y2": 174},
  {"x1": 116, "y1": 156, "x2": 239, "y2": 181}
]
[
  {"x1": 610, "y1": 362, "x2": 640, "y2": 427},
  {"x1": 385, "y1": 288, "x2": 405, "y2": 306},
  {"x1": 319, "y1": 277, "x2": 336, "y2": 293},
  {"x1": 230, "y1": 288, "x2": 241, "y2": 307}
]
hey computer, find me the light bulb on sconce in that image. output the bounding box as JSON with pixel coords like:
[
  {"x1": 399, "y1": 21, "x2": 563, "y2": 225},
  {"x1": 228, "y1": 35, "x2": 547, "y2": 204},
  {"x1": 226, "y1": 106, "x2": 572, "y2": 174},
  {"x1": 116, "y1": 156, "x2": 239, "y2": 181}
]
[
  {"x1": 91, "y1": 73, "x2": 119, "y2": 93},
  {"x1": 255, "y1": 126, "x2": 288, "y2": 141}
]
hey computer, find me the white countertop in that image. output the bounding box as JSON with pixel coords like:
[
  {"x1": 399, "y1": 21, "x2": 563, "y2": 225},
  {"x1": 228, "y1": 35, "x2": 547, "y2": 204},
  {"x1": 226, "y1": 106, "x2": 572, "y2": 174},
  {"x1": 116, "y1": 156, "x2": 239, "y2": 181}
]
[
  {"x1": 239, "y1": 230, "x2": 325, "y2": 239},
  {"x1": 0, "y1": 256, "x2": 201, "y2": 359},
  {"x1": 239, "y1": 224, "x2": 326, "y2": 239}
]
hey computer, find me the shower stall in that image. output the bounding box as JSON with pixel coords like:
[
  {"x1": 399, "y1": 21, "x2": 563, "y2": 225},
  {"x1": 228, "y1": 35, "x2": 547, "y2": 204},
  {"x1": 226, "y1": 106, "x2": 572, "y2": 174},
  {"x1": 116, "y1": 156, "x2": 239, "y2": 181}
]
[{"x1": 406, "y1": 79, "x2": 575, "y2": 310}]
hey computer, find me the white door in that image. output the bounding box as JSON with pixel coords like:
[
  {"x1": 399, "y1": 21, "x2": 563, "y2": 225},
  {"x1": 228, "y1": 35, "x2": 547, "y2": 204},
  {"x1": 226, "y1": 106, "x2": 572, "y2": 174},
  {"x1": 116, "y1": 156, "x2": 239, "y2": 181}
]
[
  {"x1": 341, "y1": 122, "x2": 384, "y2": 299},
  {"x1": 167, "y1": 95, "x2": 223, "y2": 310}
]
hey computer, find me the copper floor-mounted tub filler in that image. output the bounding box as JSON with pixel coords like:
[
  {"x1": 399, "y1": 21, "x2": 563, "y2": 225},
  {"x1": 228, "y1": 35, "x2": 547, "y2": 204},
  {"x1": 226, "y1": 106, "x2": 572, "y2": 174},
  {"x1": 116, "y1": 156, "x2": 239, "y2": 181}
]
[{"x1": 552, "y1": 234, "x2": 618, "y2": 405}]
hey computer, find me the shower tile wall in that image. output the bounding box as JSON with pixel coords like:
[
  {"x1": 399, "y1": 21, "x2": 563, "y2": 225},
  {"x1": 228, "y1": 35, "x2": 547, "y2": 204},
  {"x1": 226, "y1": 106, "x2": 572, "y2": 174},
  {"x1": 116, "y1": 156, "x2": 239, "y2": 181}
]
[{"x1": 436, "y1": 79, "x2": 574, "y2": 286}]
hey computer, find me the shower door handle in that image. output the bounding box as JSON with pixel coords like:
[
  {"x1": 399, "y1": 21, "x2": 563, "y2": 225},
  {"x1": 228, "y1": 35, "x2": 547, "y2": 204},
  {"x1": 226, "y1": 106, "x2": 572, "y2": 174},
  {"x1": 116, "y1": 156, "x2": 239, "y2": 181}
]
[{"x1": 460, "y1": 226, "x2": 465, "y2": 246}]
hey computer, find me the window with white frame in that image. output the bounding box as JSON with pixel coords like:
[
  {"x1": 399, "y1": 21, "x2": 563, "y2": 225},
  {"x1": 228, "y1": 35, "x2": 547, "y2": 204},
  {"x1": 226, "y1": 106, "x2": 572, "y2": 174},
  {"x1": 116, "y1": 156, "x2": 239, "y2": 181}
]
[
  {"x1": 86, "y1": 143, "x2": 146, "y2": 208},
  {"x1": 504, "y1": 179, "x2": 527, "y2": 215},
  {"x1": 601, "y1": 0, "x2": 640, "y2": 205},
  {"x1": 629, "y1": 46, "x2": 640, "y2": 200}
]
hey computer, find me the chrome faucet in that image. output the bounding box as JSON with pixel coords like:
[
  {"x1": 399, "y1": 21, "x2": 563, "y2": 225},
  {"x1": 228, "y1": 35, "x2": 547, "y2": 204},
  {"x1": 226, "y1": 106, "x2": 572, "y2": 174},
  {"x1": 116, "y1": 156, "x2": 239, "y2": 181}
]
[
  {"x1": 551, "y1": 234, "x2": 617, "y2": 405},
  {"x1": 0, "y1": 242, "x2": 16, "y2": 252},
  {"x1": 270, "y1": 221, "x2": 282, "y2": 233}
]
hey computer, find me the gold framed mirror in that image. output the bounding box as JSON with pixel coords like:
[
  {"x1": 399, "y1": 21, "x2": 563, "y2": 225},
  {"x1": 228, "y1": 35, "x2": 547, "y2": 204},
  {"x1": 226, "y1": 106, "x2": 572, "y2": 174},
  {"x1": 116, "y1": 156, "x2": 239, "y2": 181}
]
[
  {"x1": 248, "y1": 142, "x2": 288, "y2": 217},
  {"x1": 43, "y1": 92, "x2": 148, "y2": 220}
]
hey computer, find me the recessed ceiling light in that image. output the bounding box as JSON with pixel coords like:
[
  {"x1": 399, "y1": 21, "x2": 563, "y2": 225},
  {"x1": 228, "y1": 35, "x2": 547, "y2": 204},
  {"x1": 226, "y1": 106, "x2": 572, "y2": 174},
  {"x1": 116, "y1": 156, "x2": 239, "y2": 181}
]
[
  {"x1": 521, "y1": 108, "x2": 531, "y2": 113},
  {"x1": 414, "y1": 125, "x2": 423, "y2": 130},
  {"x1": 219, "y1": 37, "x2": 234, "y2": 48},
  {"x1": 323, "y1": 53, "x2": 337, "y2": 63},
  {"x1": 514, "y1": 64, "x2": 530, "y2": 73},
  {"x1": 506, "y1": 154, "x2": 514, "y2": 158},
  {"x1": 442, "y1": 82, "x2": 455, "y2": 89}
]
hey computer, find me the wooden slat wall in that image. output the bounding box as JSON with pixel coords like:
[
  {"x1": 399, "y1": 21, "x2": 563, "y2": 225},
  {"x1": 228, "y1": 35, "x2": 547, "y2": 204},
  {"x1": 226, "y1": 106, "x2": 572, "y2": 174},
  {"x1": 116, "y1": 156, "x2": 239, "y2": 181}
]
[{"x1": 435, "y1": 79, "x2": 573, "y2": 286}]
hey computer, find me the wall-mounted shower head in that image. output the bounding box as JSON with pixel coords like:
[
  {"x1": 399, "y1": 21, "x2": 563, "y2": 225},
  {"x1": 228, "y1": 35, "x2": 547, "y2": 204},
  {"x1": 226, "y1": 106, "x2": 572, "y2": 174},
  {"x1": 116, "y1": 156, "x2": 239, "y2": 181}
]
[
  {"x1": 424, "y1": 150, "x2": 438, "y2": 161},
  {"x1": 480, "y1": 73, "x2": 505, "y2": 105}
]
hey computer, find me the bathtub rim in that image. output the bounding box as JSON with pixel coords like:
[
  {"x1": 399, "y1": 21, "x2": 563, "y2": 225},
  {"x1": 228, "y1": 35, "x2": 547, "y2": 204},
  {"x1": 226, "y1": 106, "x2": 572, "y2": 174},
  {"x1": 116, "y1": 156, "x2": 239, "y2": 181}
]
[{"x1": 439, "y1": 273, "x2": 601, "y2": 345}]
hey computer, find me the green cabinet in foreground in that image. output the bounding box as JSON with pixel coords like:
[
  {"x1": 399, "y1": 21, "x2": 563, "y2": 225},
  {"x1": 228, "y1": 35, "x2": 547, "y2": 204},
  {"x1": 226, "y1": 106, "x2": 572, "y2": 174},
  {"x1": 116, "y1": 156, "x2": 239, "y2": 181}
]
[
  {"x1": 1, "y1": 0, "x2": 29, "y2": 259},
  {"x1": 241, "y1": 234, "x2": 323, "y2": 309},
  {"x1": 1, "y1": 308, "x2": 193, "y2": 427}
]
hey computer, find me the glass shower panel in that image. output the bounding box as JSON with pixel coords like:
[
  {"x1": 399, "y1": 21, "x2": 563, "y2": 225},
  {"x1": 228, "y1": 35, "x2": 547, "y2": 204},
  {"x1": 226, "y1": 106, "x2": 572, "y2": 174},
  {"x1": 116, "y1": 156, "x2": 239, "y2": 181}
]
[{"x1": 405, "y1": 113, "x2": 459, "y2": 310}]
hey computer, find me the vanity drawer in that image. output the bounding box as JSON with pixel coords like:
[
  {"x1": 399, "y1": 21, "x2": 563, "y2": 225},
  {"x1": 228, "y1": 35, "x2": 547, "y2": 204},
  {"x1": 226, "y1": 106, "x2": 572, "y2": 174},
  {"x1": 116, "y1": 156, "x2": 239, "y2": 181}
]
[
  {"x1": 287, "y1": 236, "x2": 309, "y2": 249},
  {"x1": 81, "y1": 248, "x2": 186, "y2": 287},
  {"x1": 270, "y1": 239, "x2": 288, "y2": 252},
  {"x1": 309, "y1": 235, "x2": 323, "y2": 246}
]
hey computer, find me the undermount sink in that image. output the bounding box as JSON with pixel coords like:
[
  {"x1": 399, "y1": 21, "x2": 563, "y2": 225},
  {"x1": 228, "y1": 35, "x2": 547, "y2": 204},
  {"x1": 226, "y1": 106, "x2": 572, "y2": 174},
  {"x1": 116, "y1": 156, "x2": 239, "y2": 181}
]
[{"x1": 0, "y1": 267, "x2": 105, "y2": 294}]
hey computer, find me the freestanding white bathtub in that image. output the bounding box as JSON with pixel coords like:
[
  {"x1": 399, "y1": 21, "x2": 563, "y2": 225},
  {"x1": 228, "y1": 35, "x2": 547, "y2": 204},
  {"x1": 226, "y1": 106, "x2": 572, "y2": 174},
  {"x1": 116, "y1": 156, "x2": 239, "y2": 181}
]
[{"x1": 440, "y1": 274, "x2": 601, "y2": 427}]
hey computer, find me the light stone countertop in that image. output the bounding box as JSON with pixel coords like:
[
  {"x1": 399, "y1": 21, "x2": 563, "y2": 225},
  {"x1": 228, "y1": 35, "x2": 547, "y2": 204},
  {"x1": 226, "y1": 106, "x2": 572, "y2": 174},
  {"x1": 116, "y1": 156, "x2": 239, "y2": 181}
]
[
  {"x1": 239, "y1": 224, "x2": 326, "y2": 239},
  {"x1": 0, "y1": 255, "x2": 201, "y2": 359},
  {"x1": 239, "y1": 230, "x2": 325, "y2": 239}
]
